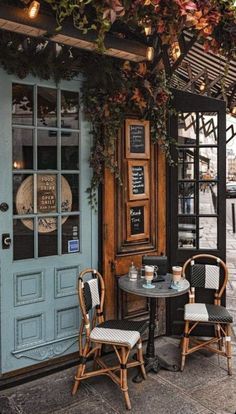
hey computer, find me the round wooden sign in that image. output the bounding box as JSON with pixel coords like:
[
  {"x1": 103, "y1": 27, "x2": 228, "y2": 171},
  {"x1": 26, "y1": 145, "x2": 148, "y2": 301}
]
[{"x1": 16, "y1": 175, "x2": 72, "y2": 233}]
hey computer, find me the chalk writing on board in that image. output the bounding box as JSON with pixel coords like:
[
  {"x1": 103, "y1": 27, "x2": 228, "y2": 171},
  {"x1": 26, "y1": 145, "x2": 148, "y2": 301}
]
[
  {"x1": 130, "y1": 206, "x2": 144, "y2": 235},
  {"x1": 130, "y1": 125, "x2": 145, "y2": 153},
  {"x1": 132, "y1": 166, "x2": 145, "y2": 195}
]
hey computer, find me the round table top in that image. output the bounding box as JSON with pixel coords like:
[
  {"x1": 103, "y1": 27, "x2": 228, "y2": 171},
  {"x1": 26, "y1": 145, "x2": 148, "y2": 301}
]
[{"x1": 118, "y1": 273, "x2": 190, "y2": 298}]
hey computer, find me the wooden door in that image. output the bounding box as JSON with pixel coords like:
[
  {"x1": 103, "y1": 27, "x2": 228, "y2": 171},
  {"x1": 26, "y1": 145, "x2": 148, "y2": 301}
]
[
  {"x1": 0, "y1": 70, "x2": 98, "y2": 374},
  {"x1": 102, "y1": 117, "x2": 166, "y2": 324},
  {"x1": 167, "y1": 90, "x2": 226, "y2": 335}
]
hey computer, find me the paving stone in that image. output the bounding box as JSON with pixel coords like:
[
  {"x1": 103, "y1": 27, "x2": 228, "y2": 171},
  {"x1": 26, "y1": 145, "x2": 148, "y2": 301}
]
[
  {"x1": 190, "y1": 376, "x2": 236, "y2": 414},
  {"x1": 53, "y1": 394, "x2": 119, "y2": 414}
]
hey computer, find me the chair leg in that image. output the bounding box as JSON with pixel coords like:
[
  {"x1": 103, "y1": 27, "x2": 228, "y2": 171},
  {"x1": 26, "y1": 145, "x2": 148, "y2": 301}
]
[
  {"x1": 226, "y1": 324, "x2": 232, "y2": 376},
  {"x1": 180, "y1": 321, "x2": 189, "y2": 372},
  {"x1": 120, "y1": 347, "x2": 131, "y2": 410},
  {"x1": 215, "y1": 323, "x2": 223, "y2": 351},
  {"x1": 136, "y1": 339, "x2": 147, "y2": 380},
  {"x1": 72, "y1": 341, "x2": 90, "y2": 395}
]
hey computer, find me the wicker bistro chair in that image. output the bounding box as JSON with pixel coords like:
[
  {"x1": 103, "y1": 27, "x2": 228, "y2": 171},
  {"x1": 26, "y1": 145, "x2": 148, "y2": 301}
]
[
  {"x1": 180, "y1": 254, "x2": 233, "y2": 375},
  {"x1": 72, "y1": 269, "x2": 147, "y2": 410}
]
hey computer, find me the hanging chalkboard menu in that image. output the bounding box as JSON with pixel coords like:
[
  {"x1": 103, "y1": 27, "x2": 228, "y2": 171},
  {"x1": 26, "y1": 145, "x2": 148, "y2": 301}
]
[
  {"x1": 125, "y1": 119, "x2": 150, "y2": 159},
  {"x1": 127, "y1": 201, "x2": 149, "y2": 241},
  {"x1": 128, "y1": 160, "x2": 149, "y2": 200}
]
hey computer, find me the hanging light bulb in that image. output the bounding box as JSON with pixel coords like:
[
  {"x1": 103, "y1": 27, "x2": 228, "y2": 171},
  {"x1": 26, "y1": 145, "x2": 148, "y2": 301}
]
[
  {"x1": 199, "y1": 82, "x2": 205, "y2": 92},
  {"x1": 231, "y1": 106, "x2": 236, "y2": 117},
  {"x1": 28, "y1": 1, "x2": 40, "y2": 19},
  {"x1": 144, "y1": 23, "x2": 152, "y2": 37},
  {"x1": 171, "y1": 41, "x2": 181, "y2": 61},
  {"x1": 146, "y1": 46, "x2": 154, "y2": 61}
]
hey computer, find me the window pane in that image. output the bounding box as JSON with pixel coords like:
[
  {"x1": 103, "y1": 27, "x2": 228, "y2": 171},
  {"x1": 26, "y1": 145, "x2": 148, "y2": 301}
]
[
  {"x1": 13, "y1": 218, "x2": 34, "y2": 260},
  {"x1": 13, "y1": 174, "x2": 34, "y2": 215},
  {"x1": 178, "y1": 182, "x2": 195, "y2": 214},
  {"x1": 61, "y1": 90, "x2": 79, "y2": 129},
  {"x1": 38, "y1": 129, "x2": 57, "y2": 170},
  {"x1": 62, "y1": 175, "x2": 78, "y2": 212},
  {"x1": 199, "y1": 148, "x2": 217, "y2": 180},
  {"x1": 37, "y1": 87, "x2": 57, "y2": 127},
  {"x1": 13, "y1": 128, "x2": 33, "y2": 170},
  {"x1": 62, "y1": 215, "x2": 80, "y2": 254},
  {"x1": 178, "y1": 217, "x2": 197, "y2": 249},
  {"x1": 178, "y1": 112, "x2": 196, "y2": 145},
  {"x1": 199, "y1": 112, "x2": 218, "y2": 144},
  {"x1": 178, "y1": 148, "x2": 195, "y2": 180},
  {"x1": 12, "y1": 84, "x2": 33, "y2": 125},
  {"x1": 37, "y1": 174, "x2": 57, "y2": 213},
  {"x1": 199, "y1": 183, "x2": 217, "y2": 214},
  {"x1": 61, "y1": 132, "x2": 79, "y2": 170},
  {"x1": 38, "y1": 217, "x2": 57, "y2": 256},
  {"x1": 199, "y1": 217, "x2": 217, "y2": 249}
]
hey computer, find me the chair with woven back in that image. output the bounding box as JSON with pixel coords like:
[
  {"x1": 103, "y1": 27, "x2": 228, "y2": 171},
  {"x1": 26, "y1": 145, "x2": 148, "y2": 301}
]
[
  {"x1": 180, "y1": 254, "x2": 233, "y2": 375},
  {"x1": 72, "y1": 268, "x2": 147, "y2": 410}
]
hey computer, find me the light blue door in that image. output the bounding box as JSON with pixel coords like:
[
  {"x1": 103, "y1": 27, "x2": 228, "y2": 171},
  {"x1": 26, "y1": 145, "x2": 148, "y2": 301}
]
[{"x1": 0, "y1": 69, "x2": 98, "y2": 373}]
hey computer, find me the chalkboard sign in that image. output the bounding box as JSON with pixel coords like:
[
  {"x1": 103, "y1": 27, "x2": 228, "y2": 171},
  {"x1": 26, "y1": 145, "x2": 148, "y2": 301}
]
[
  {"x1": 126, "y1": 119, "x2": 150, "y2": 159},
  {"x1": 126, "y1": 201, "x2": 149, "y2": 241},
  {"x1": 132, "y1": 165, "x2": 145, "y2": 194},
  {"x1": 130, "y1": 125, "x2": 145, "y2": 153},
  {"x1": 128, "y1": 160, "x2": 149, "y2": 200},
  {"x1": 130, "y1": 206, "x2": 144, "y2": 235}
]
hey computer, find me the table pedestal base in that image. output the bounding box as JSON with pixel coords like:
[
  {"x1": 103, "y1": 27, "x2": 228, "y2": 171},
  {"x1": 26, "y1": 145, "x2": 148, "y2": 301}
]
[{"x1": 133, "y1": 355, "x2": 179, "y2": 383}]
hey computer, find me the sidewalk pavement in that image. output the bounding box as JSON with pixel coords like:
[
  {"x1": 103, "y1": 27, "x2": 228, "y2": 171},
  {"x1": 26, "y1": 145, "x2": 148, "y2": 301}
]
[{"x1": 0, "y1": 336, "x2": 236, "y2": 414}]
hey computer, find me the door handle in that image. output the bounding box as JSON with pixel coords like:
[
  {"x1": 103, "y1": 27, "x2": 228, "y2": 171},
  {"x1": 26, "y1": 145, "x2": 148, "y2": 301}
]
[{"x1": 2, "y1": 233, "x2": 12, "y2": 249}]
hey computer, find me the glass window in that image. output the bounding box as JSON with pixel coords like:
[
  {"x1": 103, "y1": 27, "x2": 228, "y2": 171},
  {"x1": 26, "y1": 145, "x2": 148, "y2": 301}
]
[
  {"x1": 199, "y1": 217, "x2": 218, "y2": 249},
  {"x1": 38, "y1": 129, "x2": 57, "y2": 170},
  {"x1": 62, "y1": 216, "x2": 80, "y2": 254},
  {"x1": 61, "y1": 132, "x2": 79, "y2": 170},
  {"x1": 12, "y1": 84, "x2": 33, "y2": 126},
  {"x1": 13, "y1": 128, "x2": 33, "y2": 170},
  {"x1": 178, "y1": 148, "x2": 195, "y2": 180},
  {"x1": 13, "y1": 174, "x2": 34, "y2": 215},
  {"x1": 61, "y1": 90, "x2": 79, "y2": 129},
  {"x1": 178, "y1": 182, "x2": 195, "y2": 214},
  {"x1": 178, "y1": 217, "x2": 196, "y2": 249},
  {"x1": 199, "y1": 148, "x2": 217, "y2": 180},
  {"x1": 199, "y1": 182, "x2": 217, "y2": 214},
  {"x1": 199, "y1": 112, "x2": 218, "y2": 144},
  {"x1": 178, "y1": 112, "x2": 196, "y2": 145},
  {"x1": 13, "y1": 219, "x2": 34, "y2": 260},
  {"x1": 38, "y1": 217, "x2": 58, "y2": 257},
  {"x1": 37, "y1": 87, "x2": 57, "y2": 127}
]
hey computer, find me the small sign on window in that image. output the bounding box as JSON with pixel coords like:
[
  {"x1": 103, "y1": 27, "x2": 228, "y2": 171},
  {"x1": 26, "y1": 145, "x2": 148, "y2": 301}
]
[{"x1": 68, "y1": 239, "x2": 79, "y2": 253}]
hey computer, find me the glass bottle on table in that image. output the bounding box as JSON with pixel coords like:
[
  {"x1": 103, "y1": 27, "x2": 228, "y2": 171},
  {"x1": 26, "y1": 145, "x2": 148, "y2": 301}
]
[{"x1": 129, "y1": 262, "x2": 138, "y2": 280}]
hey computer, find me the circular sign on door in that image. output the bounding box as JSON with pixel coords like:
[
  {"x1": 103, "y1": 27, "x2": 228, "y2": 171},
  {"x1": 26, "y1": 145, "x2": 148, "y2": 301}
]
[{"x1": 16, "y1": 175, "x2": 72, "y2": 233}]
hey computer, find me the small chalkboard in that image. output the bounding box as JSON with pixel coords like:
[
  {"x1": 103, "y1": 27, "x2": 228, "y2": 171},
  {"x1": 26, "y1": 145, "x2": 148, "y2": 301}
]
[
  {"x1": 128, "y1": 160, "x2": 149, "y2": 200},
  {"x1": 126, "y1": 201, "x2": 149, "y2": 241},
  {"x1": 126, "y1": 119, "x2": 150, "y2": 159}
]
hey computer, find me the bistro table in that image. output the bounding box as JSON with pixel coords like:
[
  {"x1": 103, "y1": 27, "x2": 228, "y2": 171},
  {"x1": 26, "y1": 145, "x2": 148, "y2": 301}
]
[{"x1": 118, "y1": 273, "x2": 190, "y2": 382}]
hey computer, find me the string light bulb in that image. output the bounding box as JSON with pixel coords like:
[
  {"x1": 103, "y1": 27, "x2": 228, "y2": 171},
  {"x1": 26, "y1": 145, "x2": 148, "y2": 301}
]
[
  {"x1": 28, "y1": 1, "x2": 40, "y2": 19},
  {"x1": 171, "y1": 41, "x2": 181, "y2": 61},
  {"x1": 146, "y1": 46, "x2": 154, "y2": 61},
  {"x1": 199, "y1": 82, "x2": 206, "y2": 92},
  {"x1": 231, "y1": 106, "x2": 236, "y2": 117},
  {"x1": 144, "y1": 24, "x2": 152, "y2": 37}
]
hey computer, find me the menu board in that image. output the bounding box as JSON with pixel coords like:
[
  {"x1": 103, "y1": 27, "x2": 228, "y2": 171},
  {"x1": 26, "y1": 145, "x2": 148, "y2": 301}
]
[
  {"x1": 130, "y1": 125, "x2": 145, "y2": 153},
  {"x1": 128, "y1": 160, "x2": 149, "y2": 200},
  {"x1": 125, "y1": 119, "x2": 150, "y2": 159},
  {"x1": 126, "y1": 201, "x2": 149, "y2": 241},
  {"x1": 132, "y1": 165, "x2": 145, "y2": 194},
  {"x1": 130, "y1": 206, "x2": 144, "y2": 235}
]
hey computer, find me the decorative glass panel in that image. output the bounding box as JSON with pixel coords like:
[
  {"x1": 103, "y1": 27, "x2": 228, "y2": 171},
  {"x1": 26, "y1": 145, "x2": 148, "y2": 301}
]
[
  {"x1": 178, "y1": 112, "x2": 196, "y2": 145},
  {"x1": 199, "y1": 148, "x2": 217, "y2": 180},
  {"x1": 62, "y1": 216, "x2": 80, "y2": 254},
  {"x1": 199, "y1": 183, "x2": 217, "y2": 214},
  {"x1": 37, "y1": 174, "x2": 57, "y2": 214},
  {"x1": 61, "y1": 132, "x2": 79, "y2": 170},
  {"x1": 199, "y1": 217, "x2": 217, "y2": 249},
  {"x1": 178, "y1": 182, "x2": 195, "y2": 214},
  {"x1": 38, "y1": 217, "x2": 58, "y2": 257},
  {"x1": 13, "y1": 128, "x2": 33, "y2": 170},
  {"x1": 199, "y1": 112, "x2": 218, "y2": 144},
  {"x1": 13, "y1": 219, "x2": 34, "y2": 260},
  {"x1": 37, "y1": 129, "x2": 57, "y2": 170},
  {"x1": 61, "y1": 90, "x2": 79, "y2": 129},
  {"x1": 12, "y1": 84, "x2": 33, "y2": 125},
  {"x1": 62, "y1": 175, "x2": 79, "y2": 212},
  {"x1": 37, "y1": 87, "x2": 57, "y2": 127},
  {"x1": 178, "y1": 217, "x2": 196, "y2": 249},
  {"x1": 178, "y1": 148, "x2": 195, "y2": 180},
  {"x1": 13, "y1": 174, "x2": 34, "y2": 215}
]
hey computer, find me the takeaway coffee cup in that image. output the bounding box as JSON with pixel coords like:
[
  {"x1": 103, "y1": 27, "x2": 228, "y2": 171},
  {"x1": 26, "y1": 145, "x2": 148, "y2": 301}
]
[{"x1": 172, "y1": 266, "x2": 182, "y2": 283}]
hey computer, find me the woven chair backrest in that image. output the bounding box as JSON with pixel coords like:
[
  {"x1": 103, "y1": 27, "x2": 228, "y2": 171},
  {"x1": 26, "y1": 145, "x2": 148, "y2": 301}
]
[{"x1": 78, "y1": 269, "x2": 105, "y2": 319}]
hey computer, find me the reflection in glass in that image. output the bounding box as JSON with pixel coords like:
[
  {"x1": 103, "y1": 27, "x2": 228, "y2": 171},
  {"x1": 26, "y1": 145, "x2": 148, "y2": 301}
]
[
  {"x1": 12, "y1": 83, "x2": 33, "y2": 125},
  {"x1": 178, "y1": 148, "x2": 195, "y2": 180},
  {"x1": 38, "y1": 217, "x2": 58, "y2": 257},
  {"x1": 37, "y1": 174, "x2": 57, "y2": 214},
  {"x1": 178, "y1": 182, "x2": 195, "y2": 214},
  {"x1": 178, "y1": 217, "x2": 196, "y2": 249},
  {"x1": 61, "y1": 90, "x2": 79, "y2": 129},
  {"x1": 178, "y1": 112, "x2": 196, "y2": 145},
  {"x1": 62, "y1": 175, "x2": 78, "y2": 212},
  {"x1": 38, "y1": 129, "x2": 57, "y2": 169},
  {"x1": 13, "y1": 174, "x2": 33, "y2": 215},
  {"x1": 37, "y1": 87, "x2": 57, "y2": 127},
  {"x1": 199, "y1": 183, "x2": 217, "y2": 214},
  {"x1": 61, "y1": 132, "x2": 79, "y2": 170},
  {"x1": 199, "y1": 112, "x2": 218, "y2": 144},
  {"x1": 199, "y1": 217, "x2": 217, "y2": 249},
  {"x1": 199, "y1": 148, "x2": 217, "y2": 179},
  {"x1": 62, "y1": 215, "x2": 80, "y2": 254},
  {"x1": 13, "y1": 219, "x2": 34, "y2": 260},
  {"x1": 13, "y1": 128, "x2": 33, "y2": 170}
]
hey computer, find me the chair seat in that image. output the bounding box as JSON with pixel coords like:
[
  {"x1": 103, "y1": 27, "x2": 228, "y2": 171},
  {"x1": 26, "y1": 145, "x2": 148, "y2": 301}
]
[
  {"x1": 90, "y1": 319, "x2": 147, "y2": 348},
  {"x1": 185, "y1": 303, "x2": 233, "y2": 323}
]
